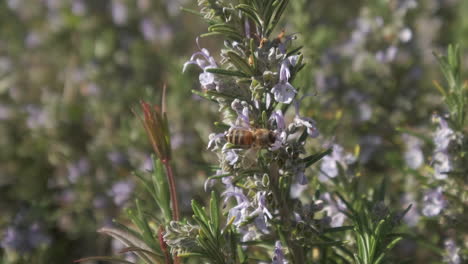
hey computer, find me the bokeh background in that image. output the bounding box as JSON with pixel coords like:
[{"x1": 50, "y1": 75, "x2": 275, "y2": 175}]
[{"x1": 0, "y1": 0, "x2": 466, "y2": 263}]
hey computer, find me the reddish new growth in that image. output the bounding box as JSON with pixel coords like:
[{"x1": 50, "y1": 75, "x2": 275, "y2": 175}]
[{"x1": 134, "y1": 88, "x2": 180, "y2": 222}]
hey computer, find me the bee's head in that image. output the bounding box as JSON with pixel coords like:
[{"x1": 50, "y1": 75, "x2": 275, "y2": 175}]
[{"x1": 268, "y1": 131, "x2": 276, "y2": 144}]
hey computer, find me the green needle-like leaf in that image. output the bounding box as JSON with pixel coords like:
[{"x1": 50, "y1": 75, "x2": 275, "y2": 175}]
[{"x1": 227, "y1": 51, "x2": 255, "y2": 76}]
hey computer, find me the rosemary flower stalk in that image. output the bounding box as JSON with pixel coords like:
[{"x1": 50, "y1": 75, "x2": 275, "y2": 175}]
[{"x1": 181, "y1": 1, "x2": 331, "y2": 262}]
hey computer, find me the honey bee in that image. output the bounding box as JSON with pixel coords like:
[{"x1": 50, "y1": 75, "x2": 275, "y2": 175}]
[
  {"x1": 226, "y1": 128, "x2": 276, "y2": 148},
  {"x1": 226, "y1": 128, "x2": 276, "y2": 168}
]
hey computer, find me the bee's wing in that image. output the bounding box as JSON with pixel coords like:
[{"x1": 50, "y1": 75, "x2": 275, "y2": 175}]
[
  {"x1": 231, "y1": 122, "x2": 250, "y2": 130},
  {"x1": 241, "y1": 147, "x2": 260, "y2": 168}
]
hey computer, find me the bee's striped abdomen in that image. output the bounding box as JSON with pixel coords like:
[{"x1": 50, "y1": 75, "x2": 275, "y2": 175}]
[{"x1": 227, "y1": 129, "x2": 253, "y2": 147}]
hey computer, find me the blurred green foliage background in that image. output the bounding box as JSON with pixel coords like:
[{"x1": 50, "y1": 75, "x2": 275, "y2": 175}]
[{"x1": 0, "y1": 0, "x2": 466, "y2": 263}]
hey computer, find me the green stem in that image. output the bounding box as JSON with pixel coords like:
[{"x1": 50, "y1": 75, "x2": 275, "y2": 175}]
[{"x1": 163, "y1": 161, "x2": 180, "y2": 221}]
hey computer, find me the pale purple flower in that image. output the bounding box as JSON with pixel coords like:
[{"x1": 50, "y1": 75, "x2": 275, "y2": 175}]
[
  {"x1": 25, "y1": 105, "x2": 49, "y2": 130},
  {"x1": 319, "y1": 156, "x2": 338, "y2": 180},
  {"x1": 7, "y1": 0, "x2": 22, "y2": 10},
  {"x1": 271, "y1": 56, "x2": 299, "y2": 104},
  {"x1": 443, "y1": 239, "x2": 461, "y2": 264},
  {"x1": 290, "y1": 183, "x2": 308, "y2": 200},
  {"x1": 93, "y1": 195, "x2": 110, "y2": 209},
  {"x1": 140, "y1": 18, "x2": 158, "y2": 42},
  {"x1": 2, "y1": 223, "x2": 51, "y2": 253},
  {"x1": 67, "y1": 158, "x2": 90, "y2": 183},
  {"x1": 207, "y1": 132, "x2": 225, "y2": 150},
  {"x1": 231, "y1": 99, "x2": 250, "y2": 127},
  {"x1": 183, "y1": 39, "x2": 218, "y2": 90},
  {"x1": 271, "y1": 82, "x2": 296, "y2": 104},
  {"x1": 269, "y1": 110, "x2": 287, "y2": 151},
  {"x1": 111, "y1": 0, "x2": 128, "y2": 26},
  {"x1": 239, "y1": 226, "x2": 258, "y2": 242},
  {"x1": 1, "y1": 212, "x2": 51, "y2": 253},
  {"x1": 140, "y1": 19, "x2": 173, "y2": 44},
  {"x1": 109, "y1": 180, "x2": 135, "y2": 206},
  {"x1": 432, "y1": 116, "x2": 455, "y2": 179},
  {"x1": 223, "y1": 190, "x2": 250, "y2": 226},
  {"x1": 319, "y1": 144, "x2": 356, "y2": 182},
  {"x1": 222, "y1": 179, "x2": 273, "y2": 237},
  {"x1": 399, "y1": 28, "x2": 413, "y2": 43},
  {"x1": 271, "y1": 110, "x2": 286, "y2": 131},
  {"x1": 272, "y1": 241, "x2": 288, "y2": 264},
  {"x1": 279, "y1": 56, "x2": 297, "y2": 81},
  {"x1": 249, "y1": 192, "x2": 273, "y2": 233},
  {"x1": 199, "y1": 72, "x2": 215, "y2": 89},
  {"x1": 433, "y1": 152, "x2": 451, "y2": 180},
  {"x1": 321, "y1": 193, "x2": 347, "y2": 227},
  {"x1": 269, "y1": 132, "x2": 286, "y2": 151},
  {"x1": 292, "y1": 97, "x2": 319, "y2": 138},
  {"x1": 221, "y1": 176, "x2": 236, "y2": 192},
  {"x1": 404, "y1": 149, "x2": 424, "y2": 170},
  {"x1": 376, "y1": 45, "x2": 398, "y2": 63},
  {"x1": 266, "y1": 92, "x2": 273, "y2": 109},
  {"x1": 140, "y1": 156, "x2": 153, "y2": 172},
  {"x1": 25, "y1": 31, "x2": 42, "y2": 48},
  {"x1": 434, "y1": 117, "x2": 455, "y2": 151},
  {"x1": 358, "y1": 103, "x2": 373, "y2": 121},
  {"x1": 290, "y1": 163, "x2": 308, "y2": 199},
  {"x1": 402, "y1": 134, "x2": 424, "y2": 170},
  {"x1": 293, "y1": 116, "x2": 319, "y2": 138},
  {"x1": 294, "y1": 165, "x2": 307, "y2": 185},
  {"x1": 72, "y1": 0, "x2": 86, "y2": 16},
  {"x1": 422, "y1": 187, "x2": 447, "y2": 217},
  {"x1": 107, "y1": 151, "x2": 128, "y2": 166},
  {"x1": 224, "y1": 149, "x2": 239, "y2": 165}
]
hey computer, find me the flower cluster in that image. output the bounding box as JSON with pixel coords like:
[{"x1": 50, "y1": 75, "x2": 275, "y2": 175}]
[
  {"x1": 1, "y1": 210, "x2": 51, "y2": 254},
  {"x1": 432, "y1": 115, "x2": 457, "y2": 180},
  {"x1": 402, "y1": 133, "x2": 424, "y2": 170},
  {"x1": 318, "y1": 144, "x2": 356, "y2": 182}
]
